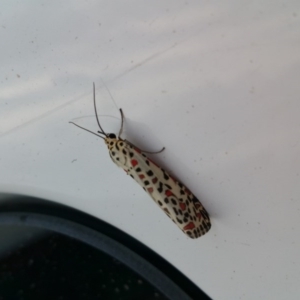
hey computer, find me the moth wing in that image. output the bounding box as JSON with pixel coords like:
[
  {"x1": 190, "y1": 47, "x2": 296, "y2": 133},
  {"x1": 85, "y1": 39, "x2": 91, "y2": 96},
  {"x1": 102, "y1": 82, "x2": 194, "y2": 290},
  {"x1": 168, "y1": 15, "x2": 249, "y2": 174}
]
[{"x1": 123, "y1": 146, "x2": 211, "y2": 238}]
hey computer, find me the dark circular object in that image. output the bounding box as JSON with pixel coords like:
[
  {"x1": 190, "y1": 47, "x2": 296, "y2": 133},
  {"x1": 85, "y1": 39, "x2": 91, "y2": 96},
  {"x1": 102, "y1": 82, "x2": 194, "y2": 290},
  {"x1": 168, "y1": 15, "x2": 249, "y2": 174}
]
[{"x1": 0, "y1": 194, "x2": 211, "y2": 300}]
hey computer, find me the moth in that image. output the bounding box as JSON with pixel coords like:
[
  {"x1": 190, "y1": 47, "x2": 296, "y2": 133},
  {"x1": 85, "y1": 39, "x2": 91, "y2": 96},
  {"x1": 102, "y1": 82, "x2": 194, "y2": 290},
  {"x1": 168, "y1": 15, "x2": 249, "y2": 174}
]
[{"x1": 70, "y1": 84, "x2": 211, "y2": 238}]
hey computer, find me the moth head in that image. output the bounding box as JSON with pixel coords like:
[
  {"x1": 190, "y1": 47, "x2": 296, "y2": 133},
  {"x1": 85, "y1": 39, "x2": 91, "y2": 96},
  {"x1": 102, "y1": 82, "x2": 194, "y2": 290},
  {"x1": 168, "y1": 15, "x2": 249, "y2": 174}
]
[
  {"x1": 108, "y1": 133, "x2": 116, "y2": 139},
  {"x1": 104, "y1": 133, "x2": 117, "y2": 146}
]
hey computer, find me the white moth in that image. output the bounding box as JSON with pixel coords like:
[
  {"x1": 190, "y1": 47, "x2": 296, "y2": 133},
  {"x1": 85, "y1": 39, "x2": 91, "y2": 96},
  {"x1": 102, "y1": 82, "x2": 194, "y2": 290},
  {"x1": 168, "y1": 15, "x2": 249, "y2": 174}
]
[{"x1": 70, "y1": 84, "x2": 211, "y2": 238}]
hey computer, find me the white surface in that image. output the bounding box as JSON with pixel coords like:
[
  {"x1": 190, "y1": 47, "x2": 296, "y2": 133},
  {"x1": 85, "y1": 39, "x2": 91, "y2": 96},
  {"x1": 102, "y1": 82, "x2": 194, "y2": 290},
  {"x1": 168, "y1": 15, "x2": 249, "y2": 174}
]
[{"x1": 1, "y1": 1, "x2": 300, "y2": 299}]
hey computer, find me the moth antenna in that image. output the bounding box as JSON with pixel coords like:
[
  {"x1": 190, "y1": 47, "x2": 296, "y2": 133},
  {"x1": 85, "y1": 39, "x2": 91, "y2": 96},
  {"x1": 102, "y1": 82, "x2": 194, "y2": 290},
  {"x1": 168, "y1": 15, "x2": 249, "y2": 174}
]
[
  {"x1": 93, "y1": 83, "x2": 107, "y2": 136},
  {"x1": 98, "y1": 78, "x2": 123, "y2": 138},
  {"x1": 118, "y1": 108, "x2": 124, "y2": 138},
  {"x1": 69, "y1": 122, "x2": 105, "y2": 140}
]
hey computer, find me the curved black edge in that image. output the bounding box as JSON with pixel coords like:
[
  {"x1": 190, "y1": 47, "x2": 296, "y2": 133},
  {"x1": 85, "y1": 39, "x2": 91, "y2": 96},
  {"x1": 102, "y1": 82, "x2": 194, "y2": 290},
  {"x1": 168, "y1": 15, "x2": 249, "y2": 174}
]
[{"x1": 0, "y1": 193, "x2": 212, "y2": 300}]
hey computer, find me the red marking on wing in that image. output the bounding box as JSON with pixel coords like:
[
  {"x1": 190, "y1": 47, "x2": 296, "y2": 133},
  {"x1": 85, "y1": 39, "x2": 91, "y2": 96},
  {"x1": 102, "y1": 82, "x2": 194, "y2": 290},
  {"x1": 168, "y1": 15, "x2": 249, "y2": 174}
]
[
  {"x1": 147, "y1": 187, "x2": 154, "y2": 193},
  {"x1": 183, "y1": 222, "x2": 195, "y2": 230},
  {"x1": 169, "y1": 175, "x2": 177, "y2": 183},
  {"x1": 135, "y1": 148, "x2": 141, "y2": 154},
  {"x1": 152, "y1": 177, "x2": 158, "y2": 184},
  {"x1": 194, "y1": 202, "x2": 201, "y2": 209},
  {"x1": 139, "y1": 174, "x2": 145, "y2": 179},
  {"x1": 193, "y1": 202, "x2": 202, "y2": 219},
  {"x1": 131, "y1": 159, "x2": 138, "y2": 167},
  {"x1": 184, "y1": 188, "x2": 191, "y2": 195},
  {"x1": 196, "y1": 212, "x2": 202, "y2": 220},
  {"x1": 165, "y1": 190, "x2": 173, "y2": 197},
  {"x1": 179, "y1": 203, "x2": 186, "y2": 211}
]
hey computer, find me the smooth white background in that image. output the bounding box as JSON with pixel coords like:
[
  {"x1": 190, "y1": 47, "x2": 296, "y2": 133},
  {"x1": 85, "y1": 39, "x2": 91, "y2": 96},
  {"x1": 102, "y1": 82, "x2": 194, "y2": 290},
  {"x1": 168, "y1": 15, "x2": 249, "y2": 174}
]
[{"x1": 1, "y1": 1, "x2": 300, "y2": 299}]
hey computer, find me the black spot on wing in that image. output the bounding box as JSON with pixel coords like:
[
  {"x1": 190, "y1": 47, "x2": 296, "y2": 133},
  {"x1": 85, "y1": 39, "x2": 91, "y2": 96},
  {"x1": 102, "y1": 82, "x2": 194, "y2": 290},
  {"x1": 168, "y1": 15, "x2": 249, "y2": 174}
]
[
  {"x1": 162, "y1": 171, "x2": 169, "y2": 180},
  {"x1": 157, "y1": 182, "x2": 163, "y2": 193},
  {"x1": 147, "y1": 170, "x2": 154, "y2": 176},
  {"x1": 176, "y1": 217, "x2": 183, "y2": 224}
]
